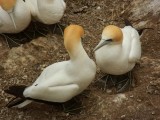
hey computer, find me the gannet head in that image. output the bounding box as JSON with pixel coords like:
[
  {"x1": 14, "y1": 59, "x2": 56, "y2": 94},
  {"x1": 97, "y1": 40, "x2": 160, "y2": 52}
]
[
  {"x1": 0, "y1": 0, "x2": 17, "y2": 29},
  {"x1": 64, "y1": 25, "x2": 84, "y2": 55},
  {"x1": 94, "y1": 25, "x2": 123, "y2": 51}
]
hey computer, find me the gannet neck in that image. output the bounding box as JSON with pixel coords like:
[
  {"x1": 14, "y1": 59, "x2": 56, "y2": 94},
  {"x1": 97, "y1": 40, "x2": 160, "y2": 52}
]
[
  {"x1": 64, "y1": 25, "x2": 86, "y2": 61},
  {"x1": 69, "y1": 41, "x2": 89, "y2": 62}
]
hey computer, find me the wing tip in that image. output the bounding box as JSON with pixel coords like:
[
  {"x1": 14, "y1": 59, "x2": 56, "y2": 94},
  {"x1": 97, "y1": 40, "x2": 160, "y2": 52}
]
[
  {"x1": 4, "y1": 85, "x2": 27, "y2": 98},
  {"x1": 123, "y1": 18, "x2": 133, "y2": 27},
  {"x1": 6, "y1": 97, "x2": 26, "y2": 108}
]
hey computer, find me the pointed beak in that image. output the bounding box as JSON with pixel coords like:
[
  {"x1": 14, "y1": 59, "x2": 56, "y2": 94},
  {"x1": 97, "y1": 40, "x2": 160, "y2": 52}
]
[
  {"x1": 9, "y1": 12, "x2": 17, "y2": 30},
  {"x1": 94, "y1": 39, "x2": 112, "y2": 51}
]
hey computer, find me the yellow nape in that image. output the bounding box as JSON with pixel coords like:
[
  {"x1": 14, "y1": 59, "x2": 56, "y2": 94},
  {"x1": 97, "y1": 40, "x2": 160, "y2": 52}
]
[
  {"x1": 0, "y1": 0, "x2": 16, "y2": 11},
  {"x1": 103, "y1": 25, "x2": 123, "y2": 42},
  {"x1": 64, "y1": 25, "x2": 84, "y2": 52}
]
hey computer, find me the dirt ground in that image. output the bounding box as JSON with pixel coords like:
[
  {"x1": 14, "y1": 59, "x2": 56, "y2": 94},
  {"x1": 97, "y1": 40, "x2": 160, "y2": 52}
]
[{"x1": 0, "y1": 0, "x2": 160, "y2": 120}]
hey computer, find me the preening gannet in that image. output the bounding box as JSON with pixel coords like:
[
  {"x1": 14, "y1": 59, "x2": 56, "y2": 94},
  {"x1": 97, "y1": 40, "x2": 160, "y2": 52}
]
[{"x1": 4, "y1": 24, "x2": 96, "y2": 108}]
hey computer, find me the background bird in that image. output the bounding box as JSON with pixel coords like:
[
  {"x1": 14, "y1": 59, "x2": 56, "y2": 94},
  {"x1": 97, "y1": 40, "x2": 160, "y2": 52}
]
[
  {"x1": 4, "y1": 25, "x2": 96, "y2": 109},
  {"x1": 0, "y1": 0, "x2": 31, "y2": 46},
  {"x1": 25, "y1": 0, "x2": 66, "y2": 33},
  {"x1": 94, "y1": 19, "x2": 142, "y2": 93},
  {"x1": 0, "y1": 0, "x2": 31, "y2": 33}
]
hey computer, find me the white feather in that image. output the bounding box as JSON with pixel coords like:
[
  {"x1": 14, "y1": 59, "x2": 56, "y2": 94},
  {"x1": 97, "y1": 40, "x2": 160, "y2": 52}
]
[
  {"x1": 16, "y1": 38, "x2": 96, "y2": 107},
  {"x1": 0, "y1": 0, "x2": 31, "y2": 33},
  {"x1": 95, "y1": 26, "x2": 141, "y2": 75},
  {"x1": 25, "y1": 0, "x2": 66, "y2": 24}
]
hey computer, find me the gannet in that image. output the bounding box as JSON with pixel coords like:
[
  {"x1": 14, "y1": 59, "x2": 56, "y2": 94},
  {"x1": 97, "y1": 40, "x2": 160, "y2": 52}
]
[
  {"x1": 4, "y1": 25, "x2": 96, "y2": 108},
  {"x1": 0, "y1": 0, "x2": 31, "y2": 33},
  {"x1": 25, "y1": 0, "x2": 66, "y2": 25},
  {"x1": 94, "y1": 20, "x2": 142, "y2": 92}
]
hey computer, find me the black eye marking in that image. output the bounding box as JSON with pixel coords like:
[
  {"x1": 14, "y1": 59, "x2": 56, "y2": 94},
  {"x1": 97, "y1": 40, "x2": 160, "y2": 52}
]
[
  {"x1": 35, "y1": 84, "x2": 38, "y2": 86},
  {"x1": 102, "y1": 39, "x2": 113, "y2": 42}
]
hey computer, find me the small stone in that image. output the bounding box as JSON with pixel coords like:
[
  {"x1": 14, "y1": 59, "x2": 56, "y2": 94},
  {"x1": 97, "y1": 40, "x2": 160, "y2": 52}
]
[
  {"x1": 5, "y1": 98, "x2": 8, "y2": 102},
  {"x1": 73, "y1": 6, "x2": 88, "y2": 13},
  {"x1": 96, "y1": 6, "x2": 101, "y2": 10},
  {"x1": 121, "y1": 115, "x2": 126, "y2": 119},
  {"x1": 151, "y1": 111, "x2": 156, "y2": 115},
  {"x1": 40, "y1": 64, "x2": 47, "y2": 70},
  {"x1": 102, "y1": 114, "x2": 106, "y2": 117},
  {"x1": 91, "y1": 2, "x2": 96, "y2": 7},
  {"x1": 130, "y1": 95, "x2": 134, "y2": 98},
  {"x1": 18, "y1": 115, "x2": 22, "y2": 119},
  {"x1": 22, "y1": 75, "x2": 28, "y2": 80},
  {"x1": 103, "y1": 19, "x2": 106, "y2": 22},
  {"x1": 66, "y1": 113, "x2": 69, "y2": 116},
  {"x1": 137, "y1": 98, "x2": 142, "y2": 102},
  {"x1": 106, "y1": 89, "x2": 112, "y2": 94}
]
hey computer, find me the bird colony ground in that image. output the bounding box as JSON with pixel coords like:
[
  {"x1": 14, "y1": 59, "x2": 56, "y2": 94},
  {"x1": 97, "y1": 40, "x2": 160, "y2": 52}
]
[{"x1": 0, "y1": 0, "x2": 160, "y2": 120}]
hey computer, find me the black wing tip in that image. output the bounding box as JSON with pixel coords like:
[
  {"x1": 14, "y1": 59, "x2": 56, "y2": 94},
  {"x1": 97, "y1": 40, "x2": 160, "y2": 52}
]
[
  {"x1": 137, "y1": 28, "x2": 154, "y2": 36},
  {"x1": 4, "y1": 85, "x2": 27, "y2": 98},
  {"x1": 123, "y1": 18, "x2": 133, "y2": 27},
  {"x1": 6, "y1": 97, "x2": 26, "y2": 108}
]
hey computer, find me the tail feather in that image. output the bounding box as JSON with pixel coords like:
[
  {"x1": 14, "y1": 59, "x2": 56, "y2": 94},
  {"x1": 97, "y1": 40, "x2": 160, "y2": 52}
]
[
  {"x1": 123, "y1": 18, "x2": 154, "y2": 36},
  {"x1": 6, "y1": 97, "x2": 26, "y2": 108},
  {"x1": 27, "y1": 97, "x2": 56, "y2": 105},
  {"x1": 137, "y1": 28, "x2": 154, "y2": 36},
  {"x1": 124, "y1": 18, "x2": 133, "y2": 27},
  {"x1": 4, "y1": 85, "x2": 27, "y2": 98},
  {"x1": 4, "y1": 85, "x2": 62, "y2": 108}
]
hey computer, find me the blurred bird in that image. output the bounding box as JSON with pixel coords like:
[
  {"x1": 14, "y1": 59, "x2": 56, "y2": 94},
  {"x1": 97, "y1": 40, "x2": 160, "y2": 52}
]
[
  {"x1": 25, "y1": 0, "x2": 66, "y2": 34},
  {"x1": 4, "y1": 25, "x2": 96, "y2": 108},
  {"x1": 94, "y1": 20, "x2": 142, "y2": 92},
  {"x1": 0, "y1": 0, "x2": 31, "y2": 33},
  {"x1": 0, "y1": 0, "x2": 31, "y2": 46}
]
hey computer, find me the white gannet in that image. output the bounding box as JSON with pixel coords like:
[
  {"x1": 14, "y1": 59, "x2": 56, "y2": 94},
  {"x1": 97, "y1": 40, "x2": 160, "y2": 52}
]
[
  {"x1": 4, "y1": 25, "x2": 96, "y2": 108},
  {"x1": 94, "y1": 20, "x2": 142, "y2": 92},
  {"x1": 25, "y1": 0, "x2": 66, "y2": 25},
  {"x1": 0, "y1": 0, "x2": 31, "y2": 33}
]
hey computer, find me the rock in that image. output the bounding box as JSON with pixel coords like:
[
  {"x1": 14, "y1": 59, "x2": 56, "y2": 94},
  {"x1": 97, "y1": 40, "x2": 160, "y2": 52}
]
[
  {"x1": 151, "y1": 111, "x2": 156, "y2": 115},
  {"x1": 106, "y1": 89, "x2": 112, "y2": 94},
  {"x1": 96, "y1": 6, "x2": 101, "y2": 10},
  {"x1": 2, "y1": 37, "x2": 58, "y2": 73},
  {"x1": 113, "y1": 94, "x2": 127, "y2": 105},
  {"x1": 136, "y1": 98, "x2": 142, "y2": 102},
  {"x1": 126, "y1": 0, "x2": 160, "y2": 20},
  {"x1": 91, "y1": 2, "x2": 97, "y2": 7},
  {"x1": 22, "y1": 75, "x2": 28, "y2": 80},
  {"x1": 73, "y1": 6, "x2": 88, "y2": 14},
  {"x1": 129, "y1": 95, "x2": 134, "y2": 98},
  {"x1": 120, "y1": 114, "x2": 126, "y2": 119},
  {"x1": 141, "y1": 57, "x2": 160, "y2": 69},
  {"x1": 147, "y1": 80, "x2": 160, "y2": 95},
  {"x1": 5, "y1": 98, "x2": 8, "y2": 102}
]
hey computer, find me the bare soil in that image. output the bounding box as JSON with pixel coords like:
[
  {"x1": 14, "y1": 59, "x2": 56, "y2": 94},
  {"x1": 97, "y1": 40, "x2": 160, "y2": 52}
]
[{"x1": 0, "y1": 0, "x2": 160, "y2": 120}]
